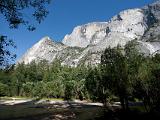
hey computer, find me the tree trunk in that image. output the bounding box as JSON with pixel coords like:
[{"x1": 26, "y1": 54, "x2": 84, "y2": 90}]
[
  {"x1": 125, "y1": 97, "x2": 129, "y2": 111},
  {"x1": 120, "y1": 97, "x2": 125, "y2": 111}
]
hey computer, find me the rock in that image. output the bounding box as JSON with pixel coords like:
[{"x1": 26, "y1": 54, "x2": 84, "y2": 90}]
[
  {"x1": 17, "y1": 36, "x2": 66, "y2": 64},
  {"x1": 17, "y1": 0, "x2": 160, "y2": 66}
]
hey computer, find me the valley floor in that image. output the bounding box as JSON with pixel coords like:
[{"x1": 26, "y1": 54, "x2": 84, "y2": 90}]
[
  {"x1": 0, "y1": 97, "x2": 104, "y2": 120},
  {"x1": 1, "y1": 97, "x2": 160, "y2": 120}
]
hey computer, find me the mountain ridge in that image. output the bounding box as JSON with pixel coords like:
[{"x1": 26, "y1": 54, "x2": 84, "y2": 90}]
[{"x1": 17, "y1": 0, "x2": 160, "y2": 66}]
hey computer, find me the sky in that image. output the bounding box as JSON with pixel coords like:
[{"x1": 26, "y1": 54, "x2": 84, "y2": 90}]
[{"x1": 0, "y1": 0, "x2": 156, "y2": 61}]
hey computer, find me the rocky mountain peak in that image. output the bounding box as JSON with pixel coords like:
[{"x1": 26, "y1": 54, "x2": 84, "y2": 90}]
[
  {"x1": 62, "y1": 22, "x2": 108, "y2": 48},
  {"x1": 62, "y1": 8, "x2": 150, "y2": 48},
  {"x1": 18, "y1": 0, "x2": 160, "y2": 66},
  {"x1": 17, "y1": 37, "x2": 66, "y2": 64},
  {"x1": 38, "y1": 36, "x2": 52, "y2": 43}
]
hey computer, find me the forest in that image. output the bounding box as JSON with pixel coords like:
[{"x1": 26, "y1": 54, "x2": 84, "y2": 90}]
[{"x1": 1, "y1": 40, "x2": 160, "y2": 112}]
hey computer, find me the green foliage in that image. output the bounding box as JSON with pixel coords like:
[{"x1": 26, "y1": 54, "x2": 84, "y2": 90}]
[
  {"x1": 133, "y1": 55, "x2": 160, "y2": 112},
  {"x1": 0, "y1": 60, "x2": 88, "y2": 100},
  {"x1": 1, "y1": 40, "x2": 160, "y2": 113},
  {"x1": 45, "y1": 81, "x2": 64, "y2": 98},
  {"x1": 0, "y1": 36, "x2": 16, "y2": 67},
  {"x1": 86, "y1": 67, "x2": 108, "y2": 102},
  {"x1": 0, "y1": 0, "x2": 52, "y2": 29},
  {"x1": 0, "y1": 82, "x2": 9, "y2": 96},
  {"x1": 64, "y1": 80, "x2": 75, "y2": 100},
  {"x1": 100, "y1": 46, "x2": 130, "y2": 109},
  {"x1": 0, "y1": 0, "x2": 52, "y2": 67},
  {"x1": 21, "y1": 82, "x2": 34, "y2": 97},
  {"x1": 32, "y1": 81, "x2": 46, "y2": 98}
]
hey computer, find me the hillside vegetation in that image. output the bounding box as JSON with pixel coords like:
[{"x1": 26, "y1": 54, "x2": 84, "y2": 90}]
[{"x1": 1, "y1": 41, "x2": 160, "y2": 113}]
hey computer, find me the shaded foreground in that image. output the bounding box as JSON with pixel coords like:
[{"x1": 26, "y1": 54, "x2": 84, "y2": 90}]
[
  {"x1": 1, "y1": 99, "x2": 160, "y2": 120},
  {"x1": 97, "y1": 109, "x2": 160, "y2": 120},
  {"x1": 0, "y1": 98, "x2": 104, "y2": 120}
]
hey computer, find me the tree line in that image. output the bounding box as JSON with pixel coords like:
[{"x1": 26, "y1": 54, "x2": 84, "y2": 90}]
[{"x1": 1, "y1": 40, "x2": 160, "y2": 112}]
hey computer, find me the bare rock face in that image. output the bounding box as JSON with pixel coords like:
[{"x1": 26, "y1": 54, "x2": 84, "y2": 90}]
[
  {"x1": 17, "y1": 37, "x2": 66, "y2": 64},
  {"x1": 62, "y1": 22, "x2": 108, "y2": 48},
  {"x1": 62, "y1": 9, "x2": 148, "y2": 48},
  {"x1": 18, "y1": 0, "x2": 160, "y2": 66}
]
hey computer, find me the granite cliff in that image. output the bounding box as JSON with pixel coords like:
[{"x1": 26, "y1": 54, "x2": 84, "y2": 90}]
[{"x1": 18, "y1": 1, "x2": 160, "y2": 66}]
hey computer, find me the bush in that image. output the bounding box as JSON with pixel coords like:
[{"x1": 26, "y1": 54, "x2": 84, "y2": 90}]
[
  {"x1": 21, "y1": 82, "x2": 34, "y2": 97},
  {"x1": 0, "y1": 82, "x2": 9, "y2": 96}
]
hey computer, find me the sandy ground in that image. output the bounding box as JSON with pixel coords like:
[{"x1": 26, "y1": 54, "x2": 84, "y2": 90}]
[
  {"x1": 0, "y1": 98, "x2": 105, "y2": 120},
  {"x1": 0, "y1": 98, "x2": 32, "y2": 105},
  {"x1": 0, "y1": 98, "x2": 103, "y2": 107}
]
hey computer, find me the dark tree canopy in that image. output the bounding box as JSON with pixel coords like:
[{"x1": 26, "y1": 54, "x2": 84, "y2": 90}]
[
  {"x1": 0, "y1": 0, "x2": 52, "y2": 67},
  {"x1": 0, "y1": 0, "x2": 52, "y2": 30},
  {"x1": 0, "y1": 35, "x2": 16, "y2": 68}
]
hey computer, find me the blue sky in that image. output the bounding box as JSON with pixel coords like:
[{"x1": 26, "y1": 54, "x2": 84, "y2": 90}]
[{"x1": 0, "y1": 0, "x2": 155, "y2": 60}]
